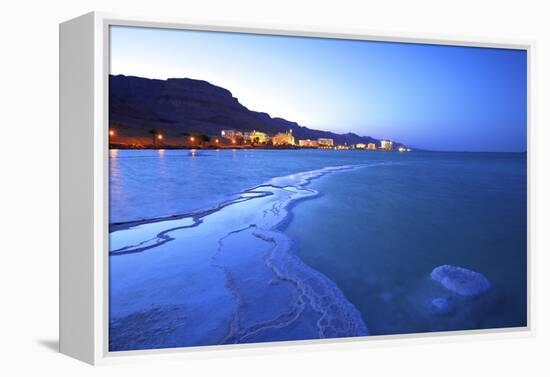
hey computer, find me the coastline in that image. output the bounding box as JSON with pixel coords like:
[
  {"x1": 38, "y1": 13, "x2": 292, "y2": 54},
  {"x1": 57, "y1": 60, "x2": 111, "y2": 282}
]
[
  {"x1": 109, "y1": 165, "x2": 370, "y2": 350},
  {"x1": 109, "y1": 146, "x2": 528, "y2": 155},
  {"x1": 110, "y1": 145, "x2": 379, "y2": 151}
]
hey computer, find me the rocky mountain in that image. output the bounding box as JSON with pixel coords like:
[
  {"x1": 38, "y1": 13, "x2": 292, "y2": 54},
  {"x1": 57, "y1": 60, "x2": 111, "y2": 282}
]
[{"x1": 109, "y1": 74, "x2": 402, "y2": 148}]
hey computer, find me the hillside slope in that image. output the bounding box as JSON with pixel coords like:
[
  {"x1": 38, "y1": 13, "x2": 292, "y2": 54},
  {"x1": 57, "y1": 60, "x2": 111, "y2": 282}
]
[{"x1": 109, "y1": 74, "x2": 400, "y2": 148}]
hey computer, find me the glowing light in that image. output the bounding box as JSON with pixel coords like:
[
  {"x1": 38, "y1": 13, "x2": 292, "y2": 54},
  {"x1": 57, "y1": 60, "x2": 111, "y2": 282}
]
[
  {"x1": 215, "y1": 139, "x2": 219, "y2": 143},
  {"x1": 190, "y1": 136, "x2": 195, "y2": 142},
  {"x1": 232, "y1": 139, "x2": 236, "y2": 144},
  {"x1": 109, "y1": 130, "x2": 115, "y2": 136},
  {"x1": 157, "y1": 134, "x2": 163, "y2": 140}
]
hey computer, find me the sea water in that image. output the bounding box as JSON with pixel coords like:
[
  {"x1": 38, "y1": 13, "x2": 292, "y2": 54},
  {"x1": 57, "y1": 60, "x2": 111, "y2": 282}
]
[{"x1": 109, "y1": 149, "x2": 527, "y2": 350}]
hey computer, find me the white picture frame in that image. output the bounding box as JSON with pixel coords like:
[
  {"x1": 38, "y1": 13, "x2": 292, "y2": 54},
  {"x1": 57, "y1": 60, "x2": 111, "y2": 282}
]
[{"x1": 59, "y1": 11, "x2": 535, "y2": 365}]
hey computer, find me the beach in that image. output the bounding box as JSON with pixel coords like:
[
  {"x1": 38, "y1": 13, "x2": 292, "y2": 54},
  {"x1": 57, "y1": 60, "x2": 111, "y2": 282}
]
[{"x1": 109, "y1": 162, "x2": 369, "y2": 350}]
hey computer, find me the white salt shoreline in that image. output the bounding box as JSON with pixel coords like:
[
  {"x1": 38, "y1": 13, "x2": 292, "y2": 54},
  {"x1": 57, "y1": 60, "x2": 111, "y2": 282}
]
[{"x1": 109, "y1": 165, "x2": 369, "y2": 350}]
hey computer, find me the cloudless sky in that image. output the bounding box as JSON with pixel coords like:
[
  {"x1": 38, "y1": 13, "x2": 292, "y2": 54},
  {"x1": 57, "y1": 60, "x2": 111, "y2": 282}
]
[{"x1": 110, "y1": 26, "x2": 527, "y2": 152}]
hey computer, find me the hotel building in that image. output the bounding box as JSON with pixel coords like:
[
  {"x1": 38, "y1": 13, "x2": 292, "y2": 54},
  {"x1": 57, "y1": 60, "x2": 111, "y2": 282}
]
[
  {"x1": 380, "y1": 140, "x2": 393, "y2": 150},
  {"x1": 317, "y1": 138, "x2": 334, "y2": 147},
  {"x1": 299, "y1": 139, "x2": 319, "y2": 147},
  {"x1": 250, "y1": 130, "x2": 268, "y2": 143},
  {"x1": 272, "y1": 130, "x2": 296, "y2": 146},
  {"x1": 367, "y1": 143, "x2": 377, "y2": 150},
  {"x1": 220, "y1": 129, "x2": 243, "y2": 142}
]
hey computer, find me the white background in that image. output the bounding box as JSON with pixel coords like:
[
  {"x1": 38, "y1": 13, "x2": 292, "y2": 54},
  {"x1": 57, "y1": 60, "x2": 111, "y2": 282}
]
[{"x1": 1, "y1": 0, "x2": 548, "y2": 375}]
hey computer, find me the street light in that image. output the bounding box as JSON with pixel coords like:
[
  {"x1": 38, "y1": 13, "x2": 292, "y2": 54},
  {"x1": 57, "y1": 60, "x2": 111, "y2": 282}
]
[
  {"x1": 109, "y1": 130, "x2": 115, "y2": 136},
  {"x1": 157, "y1": 134, "x2": 163, "y2": 140}
]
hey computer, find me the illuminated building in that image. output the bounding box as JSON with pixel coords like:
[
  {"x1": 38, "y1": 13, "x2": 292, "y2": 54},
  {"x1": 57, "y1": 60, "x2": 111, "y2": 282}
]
[
  {"x1": 250, "y1": 130, "x2": 268, "y2": 143},
  {"x1": 298, "y1": 139, "x2": 318, "y2": 147},
  {"x1": 221, "y1": 129, "x2": 242, "y2": 141},
  {"x1": 317, "y1": 138, "x2": 334, "y2": 147},
  {"x1": 272, "y1": 130, "x2": 295, "y2": 146},
  {"x1": 335, "y1": 145, "x2": 350, "y2": 150},
  {"x1": 380, "y1": 140, "x2": 393, "y2": 150}
]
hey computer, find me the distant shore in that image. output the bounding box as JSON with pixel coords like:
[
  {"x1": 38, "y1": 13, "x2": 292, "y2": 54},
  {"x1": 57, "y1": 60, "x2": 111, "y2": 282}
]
[
  {"x1": 110, "y1": 144, "x2": 299, "y2": 150},
  {"x1": 109, "y1": 144, "x2": 405, "y2": 151},
  {"x1": 107, "y1": 146, "x2": 530, "y2": 153}
]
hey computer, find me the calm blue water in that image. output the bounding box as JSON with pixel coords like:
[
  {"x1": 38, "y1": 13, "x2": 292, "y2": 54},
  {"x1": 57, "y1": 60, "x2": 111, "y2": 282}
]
[
  {"x1": 285, "y1": 151, "x2": 527, "y2": 333},
  {"x1": 109, "y1": 149, "x2": 527, "y2": 342},
  {"x1": 110, "y1": 149, "x2": 422, "y2": 222}
]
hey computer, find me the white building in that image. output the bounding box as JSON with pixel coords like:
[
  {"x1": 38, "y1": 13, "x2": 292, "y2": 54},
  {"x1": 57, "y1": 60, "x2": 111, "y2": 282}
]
[
  {"x1": 380, "y1": 140, "x2": 393, "y2": 150},
  {"x1": 318, "y1": 138, "x2": 334, "y2": 147},
  {"x1": 299, "y1": 139, "x2": 318, "y2": 147},
  {"x1": 221, "y1": 129, "x2": 242, "y2": 141}
]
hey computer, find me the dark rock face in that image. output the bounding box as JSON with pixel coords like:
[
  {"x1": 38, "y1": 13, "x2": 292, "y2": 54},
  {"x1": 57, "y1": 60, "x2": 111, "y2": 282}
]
[
  {"x1": 109, "y1": 74, "x2": 397, "y2": 146},
  {"x1": 430, "y1": 265, "x2": 492, "y2": 297}
]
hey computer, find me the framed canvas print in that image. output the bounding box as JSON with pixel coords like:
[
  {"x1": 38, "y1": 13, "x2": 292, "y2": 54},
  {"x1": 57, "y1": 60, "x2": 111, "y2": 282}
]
[{"x1": 59, "y1": 12, "x2": 533, "y2": 365}]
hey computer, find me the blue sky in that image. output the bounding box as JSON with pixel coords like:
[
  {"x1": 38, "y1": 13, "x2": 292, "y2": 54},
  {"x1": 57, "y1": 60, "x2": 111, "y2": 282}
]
[{"x1": 110, "y1": 26, "x2": 527, "y2": 152}]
